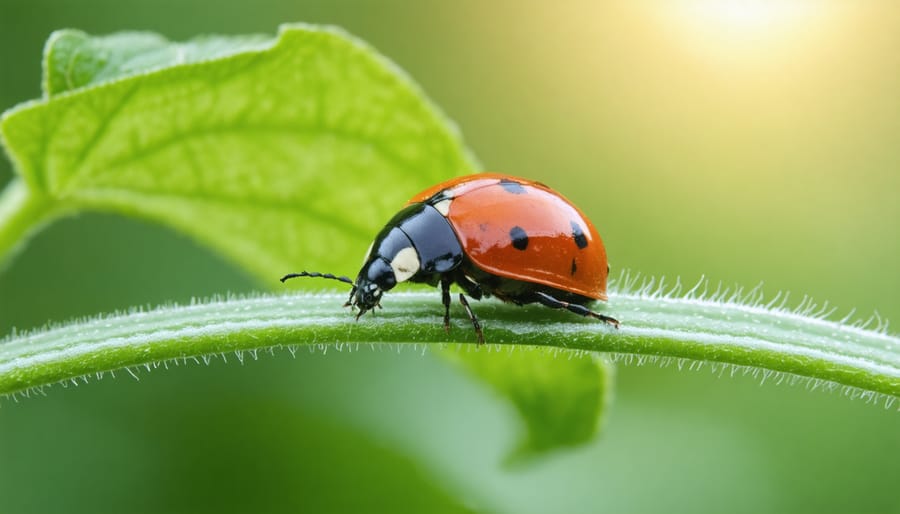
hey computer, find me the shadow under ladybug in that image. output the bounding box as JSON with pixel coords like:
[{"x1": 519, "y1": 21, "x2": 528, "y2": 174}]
[{"x1": 281, "y1": 173, "x2": 619, "y2": 344}]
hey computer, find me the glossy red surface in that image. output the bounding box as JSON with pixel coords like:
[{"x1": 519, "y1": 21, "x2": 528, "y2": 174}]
[{"x1": 409, "y1": 173, "x2": 609, "y2": 300}]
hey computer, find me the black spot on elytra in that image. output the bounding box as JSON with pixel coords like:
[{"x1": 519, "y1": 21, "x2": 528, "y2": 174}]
[
  {"x1": 510, "y1": 226, "x2": 529, "y2": 250},
  {"x1": 499, "y1": 179, "x2": 527, "y2": 194},
  {"x1": 571, "y1": 221, "x2": 588, "y2": 249},
  {"x1": 478, "y1": 223, "x2": 489, "y2": 232},
  {"x1": 571, "y1": 258, "x2": 578, "y2": 275}
]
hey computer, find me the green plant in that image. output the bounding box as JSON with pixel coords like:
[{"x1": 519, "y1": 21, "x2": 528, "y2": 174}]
[{"x1": 0, "y1": 22, "x2": 897, "y2": 475}]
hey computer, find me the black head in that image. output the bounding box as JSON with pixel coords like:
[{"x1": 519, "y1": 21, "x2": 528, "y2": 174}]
[
  {"x1": 280, "y1": 200, "x2": 461, "y2": 319},
  {"x1": 279, "y1": 256, "x2": 401, "y2": 320},
  {"x1": 347, "y1": 256, "x2": 399, "y2": 317}
]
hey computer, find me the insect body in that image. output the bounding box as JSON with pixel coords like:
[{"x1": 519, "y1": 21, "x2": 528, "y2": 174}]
[{"x1": 281, "y1": 173, "x2": 619, "y2": 343}]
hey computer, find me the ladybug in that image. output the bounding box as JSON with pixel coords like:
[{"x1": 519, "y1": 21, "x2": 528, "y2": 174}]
[{"x1": 281, "y1": 173, "x2": 619, "y2": 343}]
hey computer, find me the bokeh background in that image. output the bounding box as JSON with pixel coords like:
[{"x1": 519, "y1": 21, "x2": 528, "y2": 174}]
[{"x1": 1, "y1": 1, "x2": 898, "y2": 512}]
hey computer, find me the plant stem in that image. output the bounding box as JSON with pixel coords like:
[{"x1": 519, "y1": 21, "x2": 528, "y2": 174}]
[
  {"x1": 1, "y1": 291, "x2": 897, "y2": 403},
  {"x1": 0, "y1": 179, "x2": 61, "y2": 268}
]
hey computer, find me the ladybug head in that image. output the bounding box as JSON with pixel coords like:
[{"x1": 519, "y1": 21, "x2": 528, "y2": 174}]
[
  {"x1": 348, "y1": 257, "x2": 398, "y2": 317},
  {"x1": 281, "y1": 221, "x2": 422, "y2": 319},
  {"x1": 279, "y1": 256, "x2": 400, "y2": 319}
]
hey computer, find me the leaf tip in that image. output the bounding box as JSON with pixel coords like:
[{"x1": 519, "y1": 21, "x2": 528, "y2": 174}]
[{"x1": 41, "y1": 29, "x2": 90, "y2": 97}]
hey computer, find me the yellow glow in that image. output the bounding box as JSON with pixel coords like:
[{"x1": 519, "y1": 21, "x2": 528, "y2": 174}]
[
  {"x1": 684, "y1": 0, "x2": 815, "y2": 30},
  {"x1": 650, "y1": 0, "x2": 841, "y2": 72}
]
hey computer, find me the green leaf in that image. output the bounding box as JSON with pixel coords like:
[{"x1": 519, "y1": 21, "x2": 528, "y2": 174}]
[
  {"x1": 43, "y1": 30, "x2": 272, "y2": 96},
  {"x1": 1, "y1": 289, "x2": 897, "y2": 403},
  {"x1": 0, "y1": 25, "x2": 603, "y2": 459},
  {"x1": 1, "y1": 23, "x2": 476, "y2": 278},
  {"x1": 444, "y1": 348, "x2": 614, "y2": 464},
  {"x1": 0, "y1": 364, "x2": 477, "y2": 513}
]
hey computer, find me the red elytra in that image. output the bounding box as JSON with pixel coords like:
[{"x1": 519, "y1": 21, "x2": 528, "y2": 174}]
[
  {"x1": 407, "y1": 173, "x2": 610, "y2": 301},
  {"x1": 282, "y1": 173, "x2": 618, "y2": 344}
]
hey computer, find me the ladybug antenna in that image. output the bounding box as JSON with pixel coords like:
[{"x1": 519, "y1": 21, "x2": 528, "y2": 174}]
[{"x1": 280, "y1": 271, "x2": 354, "y2": 286}]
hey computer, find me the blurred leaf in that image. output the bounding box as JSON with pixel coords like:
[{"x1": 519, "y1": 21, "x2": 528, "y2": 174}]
[
  {"x1": 0, "y1": 25, "x2": 613, "y2": 461},
  {"x1": 444, "y1": 348, "x2": 614, "y2": 463},
  {"x1": 0, "y1": 361, "x2": 475, "y2": 514}
]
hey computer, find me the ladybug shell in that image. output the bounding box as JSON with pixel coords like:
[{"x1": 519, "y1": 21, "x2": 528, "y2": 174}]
[{"x1": 408, "y1": 173, "x2": 609, "y2": 301}]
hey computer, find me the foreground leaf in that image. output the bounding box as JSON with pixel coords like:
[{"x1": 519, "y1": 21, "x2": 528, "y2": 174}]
[{"x1": 1, "y1": 23, "x2": 476, "y2": 277}]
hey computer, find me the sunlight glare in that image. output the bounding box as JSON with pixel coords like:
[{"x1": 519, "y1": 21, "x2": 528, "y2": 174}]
[
  {"x1": 687, "y1": 0, "x2": 813, "y2": 30},
  {"x1": 652, "y1": 0, "x2": 838, "y2": 71}
]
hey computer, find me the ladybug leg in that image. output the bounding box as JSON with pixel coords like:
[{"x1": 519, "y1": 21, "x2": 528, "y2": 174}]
[
  {"x1": 441, "y1": 276, "x2": 452, "y2": 333},
  {"x1": 458, "y1": 294, "x2": 485, "y2": 345},
  {"x1": 455, "y1": 273, "x2": 484, "y2": 300},
  {"x1": 534, "y1": 292, "x2": 620, "y2": 328}
]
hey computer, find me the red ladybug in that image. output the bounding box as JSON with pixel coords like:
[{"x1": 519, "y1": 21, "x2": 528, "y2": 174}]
[{"x1": 281, "y1": 173, "x2": 619, "y2": 343}]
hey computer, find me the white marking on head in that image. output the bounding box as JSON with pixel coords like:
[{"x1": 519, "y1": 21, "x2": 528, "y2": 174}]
[
  {"x1": 433, "y1": 198, "x2": 452, "y2": 217},
  {"x1": 390, "y1": 247, "x2": 420, "y2": 283}
]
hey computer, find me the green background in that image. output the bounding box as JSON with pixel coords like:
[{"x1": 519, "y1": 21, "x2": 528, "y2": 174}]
[{"x1": 1, "y1": 1, "x2": 898, "y2": 512}]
